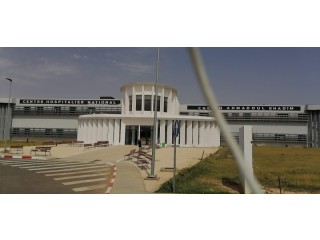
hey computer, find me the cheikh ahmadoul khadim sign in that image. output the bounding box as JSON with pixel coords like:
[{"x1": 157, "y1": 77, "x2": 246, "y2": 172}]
[{"x1": 187, "y1": 105, "x2": 302, "y2": 111}]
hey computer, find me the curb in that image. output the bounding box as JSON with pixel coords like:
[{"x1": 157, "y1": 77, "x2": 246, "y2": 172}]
[
  {"x1": 106, "y1": 164, "x2": 117, "y2": 194},
  {"x1": 0, "y1": 155, "x2": 46, "y2": 160}
]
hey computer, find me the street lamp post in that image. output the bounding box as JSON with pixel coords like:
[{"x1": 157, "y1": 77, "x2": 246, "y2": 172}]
[
  {"x1": 3, "y1": 78, "x2": 12, "y2": 153},
  {"x1": 147, "y1": 48, "x2": 160, "y2": 180}
]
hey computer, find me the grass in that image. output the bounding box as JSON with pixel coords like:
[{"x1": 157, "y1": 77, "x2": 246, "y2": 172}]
[
  {"x1": 156, "y1": 146, "x2": 320, "y2": 194},
  {"x1": 253, "y1": 147, "x2": 320, "y2": 193}
]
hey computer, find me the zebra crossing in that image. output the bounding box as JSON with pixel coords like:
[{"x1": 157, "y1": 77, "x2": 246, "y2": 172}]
[{"x1": 0, "y1": 158, "x2": 113, "y2": 193}]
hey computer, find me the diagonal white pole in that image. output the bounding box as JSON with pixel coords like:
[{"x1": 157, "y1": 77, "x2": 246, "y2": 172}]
[{"x1": 188, "y1": 48, "x2": 262, "y2": 194}]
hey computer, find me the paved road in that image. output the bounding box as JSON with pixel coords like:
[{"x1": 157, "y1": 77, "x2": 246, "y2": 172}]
[{"x1": 0, "y1": 157, "x2": 114, "y2": 194}]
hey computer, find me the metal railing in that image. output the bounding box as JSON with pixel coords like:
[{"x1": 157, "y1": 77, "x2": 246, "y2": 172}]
[
  {"x1": 12, "y1": 106, "x2": 122, "y2": 116},
  {"x1": 180, "y1": 111, "x2": 309, "y2": 122},
  {"x1": 10, "y1": 128, "x2": 77, "y2": 138},
  {"x1": 220, "y1": 133, "x2": 308, "y2": 145}
]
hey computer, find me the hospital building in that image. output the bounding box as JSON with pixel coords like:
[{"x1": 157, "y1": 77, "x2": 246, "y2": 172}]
[{"x1": 1, "y1": 82, "x2": 320, "y2": 148}]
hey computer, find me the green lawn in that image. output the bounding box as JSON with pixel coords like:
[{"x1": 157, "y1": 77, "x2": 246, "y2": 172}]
[{"x1": 156, "y1": 146, "x2": 320, "y2": 194}]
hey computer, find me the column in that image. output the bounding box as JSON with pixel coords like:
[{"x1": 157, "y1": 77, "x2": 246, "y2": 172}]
[
  {"x1": 97, "y1": 119, "x2": 103, "y2": 141},
  {"x1": 120, "y1": 121, "x2": 126, "y2": 145},
  {"x1": 205, "y1": 122, "x2": 210, "y2": 147},
  {"x1": 141, "y1": 85, "x2": 144, "y2": 113},
  {"x1": 93, "y1": 119, "x2": 98, "y2": 143},
  {"x1": 80, "y1": 119, "x2": 85, "y2": 141},
  {"x1": 180, "y1": 120, "x2": 185, "y2": 146},
  {"x1": 114, "y1": 119, "x2": 120, "y2": 145},
  {"x1": 212, "y1": 122, "x2": 220, "y2": 147},
  {"x1": 83, "y1": 120, "x2": 88, "y2": 143},
  {"x1": 167, "y1": 120, "x2": 173, "y2": 146},
  {"x1": 124, "y1": 90, "x2": 129, "y2": 114},
  {"x1": 160, "y1": 120, "x2": 166, "y2": 144},
  {"x1": 87, "y1": 119, "x2": 93, "y2": 144},
  {"x1": 192, "y1": 121, "x2": 199, "y2": 146},
  {"x1": 199, "y1": 121, "x2": 205, "y2": 147},
  {"x1": 102, "y1": 119, "x2": 109, "y2": 141},
  {"x1": 108, "y1": 119, "x2": 114, "y2": 144},
  {"x1": 168, "y1": 90, "x2": 173, "y2": 114},
  {"x1": 186, "y1": 121, "x2": 192, "y2": 146},
  {"x1": 160, "y1": 87, "x2": 165, "y2": 114},
  {"x1": 132, "y1": 85, "x2": 136, "y2": 114},
  {"x1": 77, "y1": 119, "x2": 83, "y2": 141},
  {"x1": 207, "y1": 122, "x2": 213, "y2": 146}
]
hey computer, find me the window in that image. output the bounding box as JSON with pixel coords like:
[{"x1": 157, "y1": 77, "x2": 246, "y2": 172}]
[
  {"x1": 243, "y1": 113, "x2": 251, "y2": 119},
  {"x1": 24, "y1": 106, "x2": 31, "y2": 114},
  {"x1": 277, "y1": 113, "x2": 288, "y2": 119},
  {"x1": 164, "y1": 97, "x2": 168, "y2": 112},
  {"x1": 54, "y1": 107, "x2": 61, "y2": 114},
  {"x1": 70, "y1": 107, "x2": 77, "y2": 114},
  {"x1": 45, "y1": 129, "x2": 52, "y2": 136},
  {"x1": 88, "y1": 107, "x2": 95, "y2": 114},
  {"x1": 36, "y1": 107, "x2": 44, "y2": 114},
  {"x1": 153, "y1": 95, "x2": 160, "y2": 111},
  {"x1": 144, "y1": 95, "x2": 151, "y2": 111},
  {"x1": 24, "y1": 128, "x2": 30, "y2": 135},
  {"x1": 136, "y1": 95, "x2": 142, "y2": 111},
  {"x1": 56, "y1": 129, "x2": 64, "y2": 136},
  {"x1": 232, "y1": 113, "x2": 239, "y2": 118},
  {"x1": 129, "y1": 95, "x2": 132, "y2": 111},
  {"x1": 275, "y1": 134, "x2": 286, "y2": 142},
  {"x1": 13, "y1": 128, "x2": 20, "y2": 135}
]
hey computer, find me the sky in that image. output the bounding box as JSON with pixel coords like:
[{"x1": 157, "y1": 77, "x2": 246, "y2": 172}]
[{"x1": 0, "y1": 47, "x2": 320, "y2": 105}]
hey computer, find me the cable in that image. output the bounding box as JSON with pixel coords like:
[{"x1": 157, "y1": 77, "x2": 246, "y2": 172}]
[{"x1": 188, "y1": 48, "x2": 263, "y2": 194}]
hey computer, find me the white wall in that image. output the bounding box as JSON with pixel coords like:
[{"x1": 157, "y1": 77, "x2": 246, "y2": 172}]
[
  {"x1": 78, "y1": 115, "x2": 220, "y2": 147},
  {"x1": 228, "y1": 122, "x2": 308, "y2": 134},
  {"x1": 12, "y1": 116, "x2": 78, "y2": 129}
]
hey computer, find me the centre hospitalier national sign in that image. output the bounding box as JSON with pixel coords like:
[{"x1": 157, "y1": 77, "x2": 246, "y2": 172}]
[{"x1": 19, "y1": 99, "x2": 121, "y2": 105}]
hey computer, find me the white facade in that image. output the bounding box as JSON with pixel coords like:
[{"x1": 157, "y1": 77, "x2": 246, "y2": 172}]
[
  {"x1": 2, "y1": 82, "x2": 316, "y2": 147},
  {"x1": 77, "y1": 82, "x2": 220, "y2": 147}
]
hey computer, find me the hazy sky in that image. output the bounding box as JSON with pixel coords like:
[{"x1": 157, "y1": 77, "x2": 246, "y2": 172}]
[{"x1": 0, "y1": 47, "x2": 319, "y2": 105}]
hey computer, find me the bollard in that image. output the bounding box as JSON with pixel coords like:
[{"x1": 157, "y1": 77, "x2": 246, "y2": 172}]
[{"x1": 239, "y1": 126, "x2": 254, "y2": 194}]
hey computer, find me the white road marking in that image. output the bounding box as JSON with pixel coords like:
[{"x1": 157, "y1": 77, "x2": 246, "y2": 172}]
[
  {"x1": 36, "y1": 165, "x2": 110, "y2": 173},
  {"x1": 9, "y1": 162, "x2": 67, "y2": 167},
  {"x1": 0, "y1": 159, "x2": 63, "y2": 165},
  {"x1": 54, "y1": 173, "x2": 109, "y2": 180},
  {"x1": 27, "y1": 163, "x2": 107, "y2": 171},
  {"x1": 72, "y1": 184, "x2": 107, "y2": 192},
  {"x1": 63, "y1": 178, "x2": 107, "y2": 185},
  {"x1": 18, "y1": 162, "x2": 99, "y2": 169},
  {"x1": 45, "y1": 168, "x2": 111, "y2": 176}
]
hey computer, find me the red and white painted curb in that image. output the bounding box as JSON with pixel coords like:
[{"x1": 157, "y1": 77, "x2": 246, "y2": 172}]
[
  {"x1": 0, "y1": 155, "x2": 46, "y2": 160},
  {"x1": 106, "y1": 164, "x2": 117, "y2": 194}
]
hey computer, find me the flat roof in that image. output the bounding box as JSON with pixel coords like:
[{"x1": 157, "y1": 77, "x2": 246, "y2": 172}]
[
  {"x1": 305, "y1": 105, "x2": 320, "y2": 110},
  {"x1": 120, "y1": 82, "x2": 177, "y2": 93}
]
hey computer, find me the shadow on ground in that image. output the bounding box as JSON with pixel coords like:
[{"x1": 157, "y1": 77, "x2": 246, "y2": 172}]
[{"x1": 221, "y1": 177, "x2": 241, "y2": 193}]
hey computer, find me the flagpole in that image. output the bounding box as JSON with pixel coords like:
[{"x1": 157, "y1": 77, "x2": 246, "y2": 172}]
[{"x1": 147, "y1": 47, "x2": 160, "y2": 179}]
